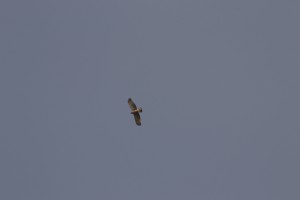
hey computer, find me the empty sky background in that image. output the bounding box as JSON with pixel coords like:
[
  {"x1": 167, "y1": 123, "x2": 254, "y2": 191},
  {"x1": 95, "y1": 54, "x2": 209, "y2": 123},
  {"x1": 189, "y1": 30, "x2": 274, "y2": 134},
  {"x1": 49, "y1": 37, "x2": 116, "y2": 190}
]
[{"x1": 1, "y1": 0, "x2": 300, "y2": 199}]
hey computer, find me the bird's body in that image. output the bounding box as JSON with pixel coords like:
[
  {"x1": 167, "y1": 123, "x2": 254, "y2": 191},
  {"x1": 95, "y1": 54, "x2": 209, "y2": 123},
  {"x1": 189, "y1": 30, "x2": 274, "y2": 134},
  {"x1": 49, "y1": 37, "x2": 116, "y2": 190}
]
[
  {"x1": 128, "y1": 98, "x2": 142, "y2": 126},
  {"x1": 130, "y1": 108, "x2": 143, "y2": 114}
]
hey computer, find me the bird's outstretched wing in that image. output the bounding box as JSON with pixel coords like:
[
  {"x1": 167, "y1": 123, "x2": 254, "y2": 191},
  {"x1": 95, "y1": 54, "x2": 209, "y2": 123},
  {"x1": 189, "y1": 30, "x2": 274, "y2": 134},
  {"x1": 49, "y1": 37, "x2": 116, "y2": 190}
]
[
  {"x1": 128, "y1": 98, "x2": 137, "y2": 111},
  {"x1": 133, "y1": 113, "x2": 141, "y2": 126}
]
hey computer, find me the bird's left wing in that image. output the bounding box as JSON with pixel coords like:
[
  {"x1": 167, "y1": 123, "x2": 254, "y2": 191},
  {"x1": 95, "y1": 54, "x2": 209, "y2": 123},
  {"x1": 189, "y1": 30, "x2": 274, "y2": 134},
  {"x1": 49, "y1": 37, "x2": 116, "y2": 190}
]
[{"x1": 128, "y1": 98, "x2": 137, "y2": 111}]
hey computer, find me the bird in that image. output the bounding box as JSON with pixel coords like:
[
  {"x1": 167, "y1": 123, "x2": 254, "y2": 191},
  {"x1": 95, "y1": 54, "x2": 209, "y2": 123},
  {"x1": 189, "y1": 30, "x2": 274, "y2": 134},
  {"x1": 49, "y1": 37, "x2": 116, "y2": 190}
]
[{"x1": 128, "y1": 98, "x2": 142, "y2": 126}]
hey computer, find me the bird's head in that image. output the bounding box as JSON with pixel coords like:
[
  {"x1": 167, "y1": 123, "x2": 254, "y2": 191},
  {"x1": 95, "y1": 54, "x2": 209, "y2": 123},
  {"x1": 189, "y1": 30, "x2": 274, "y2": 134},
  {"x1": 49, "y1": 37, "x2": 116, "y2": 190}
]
[{"x1": 138, "y1": 107, "x2": 143, "y2": 113}]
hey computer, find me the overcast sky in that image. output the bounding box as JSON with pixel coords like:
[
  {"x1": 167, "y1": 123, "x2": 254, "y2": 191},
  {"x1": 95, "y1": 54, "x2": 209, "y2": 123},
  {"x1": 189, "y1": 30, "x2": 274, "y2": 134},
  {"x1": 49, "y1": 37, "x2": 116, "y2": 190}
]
[{"x1": 1, "y1": 0, "x2": 300, "y2": 199}]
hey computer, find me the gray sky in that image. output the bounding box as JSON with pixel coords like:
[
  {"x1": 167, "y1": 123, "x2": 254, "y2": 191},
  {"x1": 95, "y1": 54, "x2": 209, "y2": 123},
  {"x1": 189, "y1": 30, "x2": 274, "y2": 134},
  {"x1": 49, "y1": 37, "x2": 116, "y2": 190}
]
[{"x1": 1, "y1": 0, "x2": 300, "y2": 199}]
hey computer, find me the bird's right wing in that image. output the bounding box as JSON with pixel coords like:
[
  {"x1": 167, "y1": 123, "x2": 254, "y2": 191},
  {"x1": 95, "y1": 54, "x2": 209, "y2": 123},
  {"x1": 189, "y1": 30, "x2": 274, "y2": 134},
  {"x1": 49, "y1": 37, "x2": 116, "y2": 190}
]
[{"x1": 133, "y1": 113, "x2": 141, "y2": 126}]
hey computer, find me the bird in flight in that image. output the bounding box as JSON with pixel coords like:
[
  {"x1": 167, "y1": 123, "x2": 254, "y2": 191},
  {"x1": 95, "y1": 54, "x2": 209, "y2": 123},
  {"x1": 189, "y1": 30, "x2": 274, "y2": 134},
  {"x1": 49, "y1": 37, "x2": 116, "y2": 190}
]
[{"x1": 128, "y1": 98, "x2": 143, "y2": 126}]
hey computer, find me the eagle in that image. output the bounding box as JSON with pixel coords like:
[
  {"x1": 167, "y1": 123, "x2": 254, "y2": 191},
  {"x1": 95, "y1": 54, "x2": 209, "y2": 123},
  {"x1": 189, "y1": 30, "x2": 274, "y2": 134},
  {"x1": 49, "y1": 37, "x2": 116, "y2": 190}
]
[{"x1": 128, "y1": 98, "x2": 142, "y2": 126}]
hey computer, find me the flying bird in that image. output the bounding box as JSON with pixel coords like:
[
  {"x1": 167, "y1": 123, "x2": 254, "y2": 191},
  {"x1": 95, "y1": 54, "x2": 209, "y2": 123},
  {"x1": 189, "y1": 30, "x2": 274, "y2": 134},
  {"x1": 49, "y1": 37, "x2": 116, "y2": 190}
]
[{"x1": 128, "y1": 98, "x2": 142, "y2": 126}]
